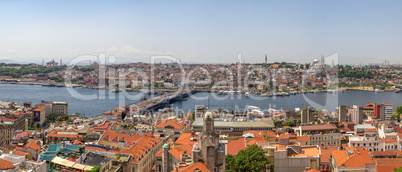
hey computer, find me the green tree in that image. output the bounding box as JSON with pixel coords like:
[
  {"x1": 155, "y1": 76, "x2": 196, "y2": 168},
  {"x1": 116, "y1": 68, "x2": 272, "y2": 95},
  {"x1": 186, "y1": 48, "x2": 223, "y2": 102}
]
[
  {"x1": 47, "y1": 113, "x2": 55, "y2": 122},
  {"x1": 225, "y1": 145, "x2": 269, "y2": 172},
  {"x1": 283, "y1": 120, "x2": 295, "y2": 127},
  {"x1": 57, "y1": 116, "x2": 63, "y2": 121},
  {"x1": 396, "y1": 106, "x2": 402, "y2": 115},
  {"x1": 87, "y1": 165, "x2": 100, "y2": 172},
  {"x1": 297, "y1": 119, "x2": 301, "y2": 125}
]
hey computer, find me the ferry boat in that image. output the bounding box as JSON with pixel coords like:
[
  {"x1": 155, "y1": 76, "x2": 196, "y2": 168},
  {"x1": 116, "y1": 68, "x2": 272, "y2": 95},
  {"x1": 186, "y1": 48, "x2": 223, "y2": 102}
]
[{"x1": 395, "y1": 89, "x2": 400, "y2": 93}]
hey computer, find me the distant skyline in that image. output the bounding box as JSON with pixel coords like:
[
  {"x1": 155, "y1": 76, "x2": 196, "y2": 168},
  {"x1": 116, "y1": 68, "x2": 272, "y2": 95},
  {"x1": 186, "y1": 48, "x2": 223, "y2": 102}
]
[{"x1": 1, "y1": 0, "x2": 402, "y2": 65}]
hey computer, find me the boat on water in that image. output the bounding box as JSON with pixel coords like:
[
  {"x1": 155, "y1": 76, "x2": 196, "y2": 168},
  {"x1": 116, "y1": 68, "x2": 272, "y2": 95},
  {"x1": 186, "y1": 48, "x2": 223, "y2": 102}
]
[
  {"x1": 289, "y1": 92, "x2": 296, "y2": 95},
  {"x1": 374, "y1": 89, "x2": 380, "y2": 93},
  {"x1": 395, "y1": 89, "x2": 400, "y2": 93},
  {"x1": 56, "y1": 84, "x2": 65, "y2": 87},
  {"x1": 217, "y1": 90, "x2": 223, "y2": 95},
  {"x1": 246, "y1": 105, "x2": 264, "y2": 116},
  {"x1": 111, "y1": 88, "x2": 122, "y2": 93},
  {"x1": 245, "y1": 91, "x2": 250, "y2": 96}
]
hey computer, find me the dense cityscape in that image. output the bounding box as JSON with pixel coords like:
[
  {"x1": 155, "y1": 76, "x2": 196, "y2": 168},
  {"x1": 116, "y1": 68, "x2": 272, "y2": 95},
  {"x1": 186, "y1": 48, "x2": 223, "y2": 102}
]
[{"x1": 0, "y1": 58, "x2": 401, "y2": 172}]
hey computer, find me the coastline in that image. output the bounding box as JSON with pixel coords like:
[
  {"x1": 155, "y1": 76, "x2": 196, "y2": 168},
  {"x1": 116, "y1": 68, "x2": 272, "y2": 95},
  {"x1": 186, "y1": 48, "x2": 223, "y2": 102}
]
[{"x1": 338, "y1": 87, "x2": 397, "y2": 92}]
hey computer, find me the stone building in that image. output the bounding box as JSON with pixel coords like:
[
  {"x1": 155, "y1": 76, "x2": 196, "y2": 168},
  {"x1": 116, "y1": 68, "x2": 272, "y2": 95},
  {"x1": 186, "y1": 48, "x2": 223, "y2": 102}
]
[
  {"x1": 52, "y1": 101, "x2": 68, "y2": 117},
  {"x1": 0, "y1": 114, "x2": 27, "y2": 145},
  {"x1": 160, "y1": 110, "x2": 225, "y2": 172},
  {"x1": 191, "y1": 110, "x2": 225, "y2": 171}
]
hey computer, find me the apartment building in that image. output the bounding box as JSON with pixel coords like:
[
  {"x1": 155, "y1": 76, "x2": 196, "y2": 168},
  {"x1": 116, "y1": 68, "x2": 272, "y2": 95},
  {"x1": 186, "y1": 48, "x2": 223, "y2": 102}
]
[{"x1": 297, "y1": 124, "x2": 341, "y2": 146}]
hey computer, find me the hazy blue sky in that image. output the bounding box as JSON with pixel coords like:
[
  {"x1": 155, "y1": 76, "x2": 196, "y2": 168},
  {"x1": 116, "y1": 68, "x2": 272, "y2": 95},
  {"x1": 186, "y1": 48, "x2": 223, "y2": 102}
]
[{"x1": 1, "y1": 0, "x2": 401, "y2": 64}]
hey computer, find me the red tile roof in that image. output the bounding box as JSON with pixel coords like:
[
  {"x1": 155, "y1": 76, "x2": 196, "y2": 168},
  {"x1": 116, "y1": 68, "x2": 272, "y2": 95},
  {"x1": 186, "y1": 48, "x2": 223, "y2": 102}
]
[
  {"x1": 34, "y1": 106, "x2": 45, "y2": 112},
  {"x1": 156, "y1": 150, "x2": 163, "y2": 157},
  {"x1": 174, "y1": 133, "x2": 197, "y2": 147},
  {"x1": 12, "y1": 150, "x2": 29, "y2": 157},
  {"x1": 119, "y1": 136, "x2": 162, "y2": 163},
  {"x1": 14, "y1": 131, "x2": 32, "y2": 141},
  {"x1": 0, "y1": 158, "x2": 14, "y2": 170},
  {"x1": 48, "y1": 130, "x2": 80, "y2": 139},
  {"x1": 94, "y1": 121, "x2": 110, "y2": 130},
  {"x1": 25, "y1": 140, "x2": 40, "y2": 150},
  {"x1": 172, "y1": 162, "x2": 211, "y2": 172},
  {"x1": 321, "y1": 148, "x2": 338, "y2": 163},
  {"x1": 366, "y1": 128, "x2": 377, "y2": 132},
  {"x1": 301, "y1": 124, "x2": 337, "y2": 131},
  {"x1": 297, "y1": 136, "x2": 310, "y2": 142},
  {"x1": 332, "y1": 148, "x2": 374, "y2": 168},
  {"x1": 169, "y1": 144, "x2": 193, "y2": 160},
  {"x1": 385, "y1": 138, "x2": 397, "y2": 143},
  {"x1": 155, "y1": 119, "x2": 190, "y2": 130},
  {"x1": 227, "y1": 138, "x2": 246, "y2": 155},
  {"x1": 99, "y1": 130, "x2": 144, "y2": 145},
  {"x1": 375, "y1": 158, "x2": 402, "y2": 172}
]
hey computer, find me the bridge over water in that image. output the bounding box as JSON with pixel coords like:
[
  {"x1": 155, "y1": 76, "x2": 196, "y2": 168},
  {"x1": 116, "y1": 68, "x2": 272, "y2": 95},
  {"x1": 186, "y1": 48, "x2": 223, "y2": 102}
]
[{"x1": 126, "y1": 89, "x2": 196, "y2": 115}]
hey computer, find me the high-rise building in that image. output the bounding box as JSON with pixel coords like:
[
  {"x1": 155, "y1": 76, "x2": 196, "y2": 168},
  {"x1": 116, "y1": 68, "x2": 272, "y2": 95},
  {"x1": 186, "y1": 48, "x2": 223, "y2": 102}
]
[
  {"x1": 301, "y1": 107, "x2": 314, "y2": 124},
  {"x1": 338, "y1": 105, "x2": 348, "y2": 122},
  {"x1": 348, "y1": 105, "x2": 363, "y2": 124},
  {"x1": 374, "y1": 103, "x2": 393, "y2": 120},
  {"x1": 382, "y1": 103, "x2": 393, "y2": 120}
]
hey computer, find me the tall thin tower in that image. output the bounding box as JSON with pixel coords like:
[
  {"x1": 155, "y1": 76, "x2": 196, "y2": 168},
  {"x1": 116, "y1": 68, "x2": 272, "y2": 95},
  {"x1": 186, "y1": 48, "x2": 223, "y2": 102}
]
[
  {"x1": 60, "y1": 59, "x2": 62, "y2": 66},
  {"x1": 265, "y1": 54, "x2": 267, "y2": 64}
]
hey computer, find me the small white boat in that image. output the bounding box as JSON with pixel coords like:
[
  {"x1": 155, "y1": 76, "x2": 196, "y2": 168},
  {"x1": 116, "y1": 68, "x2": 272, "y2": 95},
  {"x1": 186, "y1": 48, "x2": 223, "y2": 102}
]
[
  {"x1": 374, "y1": 89, "x2": 380, "y2": 93},
  {"x1": 245, "y1": 92, "x2": 250, "y2": 96}
]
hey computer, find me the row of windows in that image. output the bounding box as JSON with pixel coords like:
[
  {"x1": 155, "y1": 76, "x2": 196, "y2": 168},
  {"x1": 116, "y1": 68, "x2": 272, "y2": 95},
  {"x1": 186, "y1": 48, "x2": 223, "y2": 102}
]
[
  {"x1": 310, "y1": 136, "x2": 337, "y2": 140},
  {"x1": 310, "y1": 141, "x2": 339, "y2": 145},
  {"x1": 352, "y1": 143, "x2": 378, "y2": 147}
]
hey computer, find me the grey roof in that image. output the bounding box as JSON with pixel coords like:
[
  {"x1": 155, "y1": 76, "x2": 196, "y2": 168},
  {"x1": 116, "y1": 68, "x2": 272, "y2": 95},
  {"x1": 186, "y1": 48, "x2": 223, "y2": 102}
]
[
  {"x1": 83, "y1": 152, "x2": 110, "y2": 166},
  {"x1": 191, "y1": 118, "x2": 275, "y2": 128},
  {"x1": 354, "y1": 124, "x2": 376, "y2": 129}
]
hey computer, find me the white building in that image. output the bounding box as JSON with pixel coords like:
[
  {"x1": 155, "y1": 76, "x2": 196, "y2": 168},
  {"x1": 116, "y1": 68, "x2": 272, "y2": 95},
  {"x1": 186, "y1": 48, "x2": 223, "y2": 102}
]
[{"x1": 383, "y1": 103, "x2": 393, "y2": 120}]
